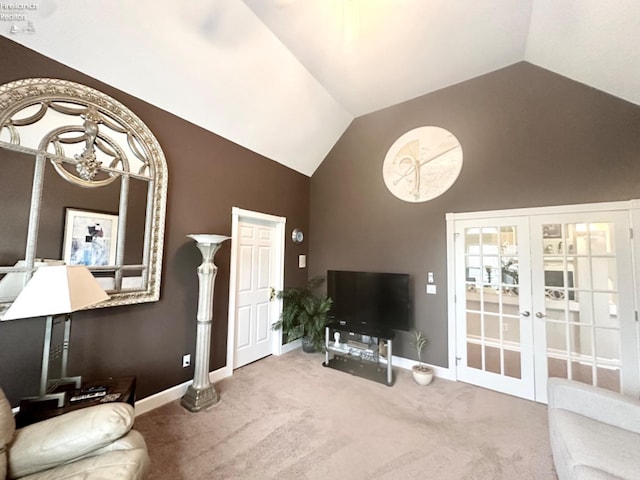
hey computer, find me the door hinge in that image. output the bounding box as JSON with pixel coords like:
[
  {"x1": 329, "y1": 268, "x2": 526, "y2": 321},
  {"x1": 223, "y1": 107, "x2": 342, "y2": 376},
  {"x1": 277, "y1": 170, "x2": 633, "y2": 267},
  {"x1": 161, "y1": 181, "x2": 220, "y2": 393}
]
[
  {"x1": 630, "y1": 228, "x2": 634, "y2": 239},
  {"x1": 635, "y1": 311, "x2": 638, "y2": 322}
]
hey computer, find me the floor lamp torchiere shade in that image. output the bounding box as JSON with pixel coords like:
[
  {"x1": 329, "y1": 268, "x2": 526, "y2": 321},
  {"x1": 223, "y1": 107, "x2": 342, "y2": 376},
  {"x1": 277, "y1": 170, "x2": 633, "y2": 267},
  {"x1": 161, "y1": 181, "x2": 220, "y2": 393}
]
[
  {"x1": 0, "y1": 265, "x2": 109, "y2": 406},
  {"x1": 181, "y1": 234, "x2": 231, "y2": 412}
]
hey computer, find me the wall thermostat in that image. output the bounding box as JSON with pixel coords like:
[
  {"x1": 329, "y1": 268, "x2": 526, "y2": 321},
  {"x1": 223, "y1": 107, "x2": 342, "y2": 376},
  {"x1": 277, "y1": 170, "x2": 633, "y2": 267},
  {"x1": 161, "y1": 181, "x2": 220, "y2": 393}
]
[{"x1": 292, "y1": 228, "x2": 304, "y2": 244}]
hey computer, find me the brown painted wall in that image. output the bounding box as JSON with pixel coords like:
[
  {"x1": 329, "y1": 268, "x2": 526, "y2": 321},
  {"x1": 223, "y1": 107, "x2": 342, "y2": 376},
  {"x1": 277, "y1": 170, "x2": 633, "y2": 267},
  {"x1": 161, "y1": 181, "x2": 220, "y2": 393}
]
[
  {"x1": 0, "y1": 37, "x2": 310, "y2": 405},
  {"x1": 310, "y1": 62, "x2": 640, "y2": 366}
]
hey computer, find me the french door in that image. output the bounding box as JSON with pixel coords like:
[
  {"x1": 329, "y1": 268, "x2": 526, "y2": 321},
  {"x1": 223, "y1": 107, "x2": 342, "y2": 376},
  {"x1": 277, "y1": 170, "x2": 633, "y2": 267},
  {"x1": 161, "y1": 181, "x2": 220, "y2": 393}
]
[
  {"x1": 450, "y1": 204, "x2": 639, "y2": 403},
  {"x1": 530, "y1": 212, "x2": 637, "y2": 402},
  {"x1": 453, "y1": 216, "x2": 535, "y2": 399}
]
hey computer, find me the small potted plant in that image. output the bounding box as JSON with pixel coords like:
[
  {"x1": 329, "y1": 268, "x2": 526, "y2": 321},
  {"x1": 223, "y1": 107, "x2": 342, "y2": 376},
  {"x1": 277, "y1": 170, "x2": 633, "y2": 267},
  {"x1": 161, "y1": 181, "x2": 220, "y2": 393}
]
[
  {"x1": 272, "y1": 276, "x2": 332, "y2": 353},
  {"x1": 411, "y1": 330, "x2": 433, "y2": 385}
]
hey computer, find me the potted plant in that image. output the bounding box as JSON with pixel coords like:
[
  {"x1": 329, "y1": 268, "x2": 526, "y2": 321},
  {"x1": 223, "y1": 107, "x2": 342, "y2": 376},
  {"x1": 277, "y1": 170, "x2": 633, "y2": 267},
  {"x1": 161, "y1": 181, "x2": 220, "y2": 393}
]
[
  {"x1": 272, "y1": 276, "x2": 333, "y2": 353},
  {"x1": 411, "y1": 330, "x2": 434, "y2": 385}
]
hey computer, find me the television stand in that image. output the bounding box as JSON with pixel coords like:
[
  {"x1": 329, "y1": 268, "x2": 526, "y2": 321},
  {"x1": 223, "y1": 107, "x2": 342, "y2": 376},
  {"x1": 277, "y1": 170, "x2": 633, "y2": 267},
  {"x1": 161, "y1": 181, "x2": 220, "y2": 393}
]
[{"x1": 322, "y1": 323, "x2": 394, "y2": 386}]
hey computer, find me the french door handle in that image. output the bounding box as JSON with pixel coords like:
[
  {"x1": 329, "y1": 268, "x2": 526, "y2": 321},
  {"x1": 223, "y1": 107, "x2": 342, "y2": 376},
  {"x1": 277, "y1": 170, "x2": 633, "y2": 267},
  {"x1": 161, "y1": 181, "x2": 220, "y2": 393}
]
[
  {"x1": 520, "y1": 311, "x2": 530, "y2": 317},
  {"x1": 535, "y1": 312, "x2": 547, "y2": 318}
]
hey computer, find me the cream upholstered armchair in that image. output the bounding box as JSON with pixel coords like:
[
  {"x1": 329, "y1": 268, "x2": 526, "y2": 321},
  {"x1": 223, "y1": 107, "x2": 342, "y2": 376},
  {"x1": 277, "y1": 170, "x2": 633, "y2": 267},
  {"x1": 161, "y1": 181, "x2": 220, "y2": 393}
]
[
  {"x1": 0, "y1": 388, "x2": 149, "y2": 479},
  {"x1": 547, "y1": 378, "x2": 640, "y2": 480}
]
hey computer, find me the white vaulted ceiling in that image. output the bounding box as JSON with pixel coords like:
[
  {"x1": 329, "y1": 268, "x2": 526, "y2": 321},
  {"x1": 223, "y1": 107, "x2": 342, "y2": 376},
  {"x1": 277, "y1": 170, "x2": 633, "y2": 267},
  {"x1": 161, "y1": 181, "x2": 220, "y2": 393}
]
[{"x1": 2, "y1": 0, "x2": 639, "y2": 176}]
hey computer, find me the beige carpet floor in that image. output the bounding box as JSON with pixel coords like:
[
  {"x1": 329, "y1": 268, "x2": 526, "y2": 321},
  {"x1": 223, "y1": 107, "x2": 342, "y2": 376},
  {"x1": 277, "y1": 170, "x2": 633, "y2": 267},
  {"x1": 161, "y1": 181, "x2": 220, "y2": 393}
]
[{"x1": 135, "y1": 350, "x2": 556, "y2": 479}]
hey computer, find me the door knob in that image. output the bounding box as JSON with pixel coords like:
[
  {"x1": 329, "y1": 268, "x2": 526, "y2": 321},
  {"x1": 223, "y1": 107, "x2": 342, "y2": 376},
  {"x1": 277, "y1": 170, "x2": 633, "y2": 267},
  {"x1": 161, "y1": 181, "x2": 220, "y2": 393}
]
[
  {"x1": 535, "y1": 312, "x2": 546, "y2": 318},
  {"x1": 520, "y1": 311, "x2": 530, "y2": 317},
  {"x1": 269, "y1": 287, "x2": 276, "y2": 301}
]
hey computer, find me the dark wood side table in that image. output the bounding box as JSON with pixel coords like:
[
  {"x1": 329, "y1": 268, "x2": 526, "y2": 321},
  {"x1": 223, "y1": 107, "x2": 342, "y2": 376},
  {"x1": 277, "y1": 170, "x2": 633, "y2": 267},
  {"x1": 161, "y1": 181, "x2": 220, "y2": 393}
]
[{"x1": 15, "y1": 376, "x2": 136, "y2": 428}]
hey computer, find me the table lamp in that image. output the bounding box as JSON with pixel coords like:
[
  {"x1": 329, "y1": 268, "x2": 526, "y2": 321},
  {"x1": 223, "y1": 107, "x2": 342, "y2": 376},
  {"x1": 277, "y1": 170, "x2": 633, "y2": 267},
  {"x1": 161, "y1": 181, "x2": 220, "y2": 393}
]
[{"x1": 1, "y1": 265, "x2": 109, "y2": 406}]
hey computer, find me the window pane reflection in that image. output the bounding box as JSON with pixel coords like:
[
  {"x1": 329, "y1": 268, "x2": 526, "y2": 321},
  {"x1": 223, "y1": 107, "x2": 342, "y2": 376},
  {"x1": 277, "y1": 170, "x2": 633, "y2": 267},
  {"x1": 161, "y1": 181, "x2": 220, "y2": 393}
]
[
  {"x1": 570, "y1": 326, "x2": 593, "y2": 357},
  {"x1": 504, "y1": 350, "x2": 521, "y2": 379},
  {"x1": 467, "y1": 342, "x2": 482, "y2": 370},
  {"x1": 484, "y1": 345, "x2": 501, "y2": 374},
  {"x1": 595, "y1": 328, "x2": 620, "y2": 363},
  {"x1": 592, "y1": 258, "x2": 616, "y2": 291},
  {"x1": 593, "y1": 292, "x2": 618, "y2": 328},
  {"x1": 466, "y1": 311, "x2": 481, "y2": 337}
]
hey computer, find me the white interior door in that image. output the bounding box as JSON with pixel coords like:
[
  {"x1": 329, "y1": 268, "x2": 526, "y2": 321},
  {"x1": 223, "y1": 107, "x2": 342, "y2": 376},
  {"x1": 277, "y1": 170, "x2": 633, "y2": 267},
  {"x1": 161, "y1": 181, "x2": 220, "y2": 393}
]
[{"x1": 234, "y1": 218, "x2": 277, "y2": 368}]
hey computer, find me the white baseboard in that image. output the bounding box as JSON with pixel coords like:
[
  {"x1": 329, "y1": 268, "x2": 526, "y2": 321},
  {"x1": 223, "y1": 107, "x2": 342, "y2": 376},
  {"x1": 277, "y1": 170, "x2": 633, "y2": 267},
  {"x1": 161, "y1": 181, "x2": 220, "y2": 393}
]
[
  {"x1": 134, "y1": 365, "x2": 233, "y2": 417},
  {"x1": 390, "y1": 355, "x2": 454, "y2": 381},
  {"x1": 134, "y1": 350, "x2": 454, "y2": 416}
]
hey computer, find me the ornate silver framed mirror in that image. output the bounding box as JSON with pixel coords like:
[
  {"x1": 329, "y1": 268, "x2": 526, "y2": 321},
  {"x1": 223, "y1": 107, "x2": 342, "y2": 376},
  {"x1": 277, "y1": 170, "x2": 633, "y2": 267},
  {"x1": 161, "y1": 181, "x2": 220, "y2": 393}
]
[{"x1": 0, "y1": 78, "x2": 168, "y2": 315}]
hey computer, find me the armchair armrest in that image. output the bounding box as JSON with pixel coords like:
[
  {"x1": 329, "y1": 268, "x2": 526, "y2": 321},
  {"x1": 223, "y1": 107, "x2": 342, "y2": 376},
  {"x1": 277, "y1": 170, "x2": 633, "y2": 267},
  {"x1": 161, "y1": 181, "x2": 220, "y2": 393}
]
[
  {"x1": 8, "y1": 402, "x2": 135, "y2": 478},
  {"x1": 547, "y1": 377, "x2": 640, "y2": 434}
]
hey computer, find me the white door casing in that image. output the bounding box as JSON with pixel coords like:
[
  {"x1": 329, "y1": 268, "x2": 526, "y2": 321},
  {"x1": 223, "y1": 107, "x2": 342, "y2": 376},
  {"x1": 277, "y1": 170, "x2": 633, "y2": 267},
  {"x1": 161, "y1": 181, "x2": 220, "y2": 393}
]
[{"x1": 227, "y1": 208, "x2": 285, "y2": 371}]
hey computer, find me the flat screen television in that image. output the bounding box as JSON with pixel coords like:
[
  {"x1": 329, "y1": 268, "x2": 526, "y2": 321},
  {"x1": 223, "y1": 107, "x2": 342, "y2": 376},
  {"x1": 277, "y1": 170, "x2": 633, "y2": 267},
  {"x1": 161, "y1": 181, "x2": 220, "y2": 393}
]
[{"x1": 326, "y1": 270, "x2": 411, "y2": 333}]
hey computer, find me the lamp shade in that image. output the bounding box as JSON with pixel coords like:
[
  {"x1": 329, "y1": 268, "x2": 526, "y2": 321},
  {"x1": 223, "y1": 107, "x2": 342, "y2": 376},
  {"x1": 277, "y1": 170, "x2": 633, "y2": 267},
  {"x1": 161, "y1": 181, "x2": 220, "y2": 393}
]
[{"x1": 1, "y1": 265, "x2": 109, "y2": 321}]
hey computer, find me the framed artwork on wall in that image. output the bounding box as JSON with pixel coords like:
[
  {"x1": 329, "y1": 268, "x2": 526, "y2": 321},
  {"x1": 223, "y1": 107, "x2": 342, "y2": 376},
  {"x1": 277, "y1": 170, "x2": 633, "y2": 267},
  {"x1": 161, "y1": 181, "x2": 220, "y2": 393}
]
[
  {"x1": 62, "y1": 208, "x2": 119, "y2": 267},
  {"x1": 543, "y1": 224, "x2": 562, "y2": 239}
]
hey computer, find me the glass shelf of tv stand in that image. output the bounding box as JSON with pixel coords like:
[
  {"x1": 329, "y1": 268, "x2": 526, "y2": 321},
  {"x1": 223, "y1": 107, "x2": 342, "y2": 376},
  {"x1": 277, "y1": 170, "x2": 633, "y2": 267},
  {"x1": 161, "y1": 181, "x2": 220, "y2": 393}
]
[{"x1": 322, "y1": 325, "x2": 394, "y2": 386}]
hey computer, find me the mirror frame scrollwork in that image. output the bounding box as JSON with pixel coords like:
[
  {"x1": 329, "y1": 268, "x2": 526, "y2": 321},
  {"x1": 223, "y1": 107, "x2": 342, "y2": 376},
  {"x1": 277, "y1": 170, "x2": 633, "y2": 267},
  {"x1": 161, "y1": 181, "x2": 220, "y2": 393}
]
[{"x1": 0, "y1": 78, "x2": 168, "y2": 314}]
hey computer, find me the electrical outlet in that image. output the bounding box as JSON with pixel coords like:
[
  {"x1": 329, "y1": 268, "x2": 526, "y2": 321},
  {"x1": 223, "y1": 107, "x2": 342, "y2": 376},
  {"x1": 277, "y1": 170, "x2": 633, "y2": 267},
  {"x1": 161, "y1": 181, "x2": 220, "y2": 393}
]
[{"x1": 182, "y1": 354, "x2": 191, "y2": 368}]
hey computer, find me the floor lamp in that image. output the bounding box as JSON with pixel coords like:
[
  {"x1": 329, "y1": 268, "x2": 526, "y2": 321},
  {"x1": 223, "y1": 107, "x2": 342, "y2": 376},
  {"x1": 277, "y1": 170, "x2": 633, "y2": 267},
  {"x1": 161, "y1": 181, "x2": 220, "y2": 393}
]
[
  {"x1": 181, "y1": 234, "x2": 230, "y2": 412},
  {"x1": 1, "y1": 265, "x2": 109, "y2": 406}
]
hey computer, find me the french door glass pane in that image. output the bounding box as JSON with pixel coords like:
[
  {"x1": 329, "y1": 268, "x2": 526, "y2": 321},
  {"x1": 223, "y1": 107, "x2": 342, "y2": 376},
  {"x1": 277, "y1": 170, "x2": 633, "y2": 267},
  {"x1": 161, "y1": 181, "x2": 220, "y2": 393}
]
[
  {"x1": 571, "y1": 361, "x2": 594, "y2": 385},
  {"x1": 593, "y1": 292, "x2": 618, "y2": 328},
  {"x1": 483, "y1": 289, "x2": 500, "y2": 313},
  {"x1": 546, "y1": 321, "x2": 566, "y2": 351},
  {"x1": 504, "y1": 350, "x2": 522, "y2": 379},
  {"x1": 485, "y1": 315, "x2": 500, "y2": 341},
  {"x1": 542, "y1": 222, "x2": 620, "y2": 393},
  {"x1": 598, "y1": 368, "x2": 620, "y2": 393},
  {"x1": 592, "y1": 258, "x2": 617, "y2": 291},
  {"x1": 467, "y1": 342, "x2": 481, "y2": 370},
  {"x1": 485, "y1": 345, "x2": 501, "y2": 374},
  {"x1": 570, "y1": 325, "x2": 593, "y2": 356},
  {"x1": 595, "y1": 328, "x2": 620, "y2": 362},
  {"x1": 466, "y1": 311, "x2": 481, "y2": 336}
]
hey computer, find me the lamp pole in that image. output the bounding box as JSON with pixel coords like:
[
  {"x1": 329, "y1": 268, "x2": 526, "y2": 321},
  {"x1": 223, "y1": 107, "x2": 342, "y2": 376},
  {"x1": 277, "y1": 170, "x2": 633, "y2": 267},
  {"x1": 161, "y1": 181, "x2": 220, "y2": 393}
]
[{"x1": 181, "y1": 234, "x2": 230, "y2": 412}]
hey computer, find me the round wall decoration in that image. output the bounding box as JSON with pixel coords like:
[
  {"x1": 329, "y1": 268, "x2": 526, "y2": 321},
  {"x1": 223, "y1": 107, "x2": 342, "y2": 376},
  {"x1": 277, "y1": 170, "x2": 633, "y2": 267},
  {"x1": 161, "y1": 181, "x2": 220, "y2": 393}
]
[{"x1": 382, "y1": 126, "x2": 463, "y2": 202}]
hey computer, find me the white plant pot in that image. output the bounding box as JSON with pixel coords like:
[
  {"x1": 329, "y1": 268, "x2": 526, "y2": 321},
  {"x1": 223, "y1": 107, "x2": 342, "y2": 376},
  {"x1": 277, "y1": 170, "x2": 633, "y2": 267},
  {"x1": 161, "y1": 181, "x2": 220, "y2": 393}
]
[{"x1": 412, "y1": 366, "x2": 434, "y2": 386}]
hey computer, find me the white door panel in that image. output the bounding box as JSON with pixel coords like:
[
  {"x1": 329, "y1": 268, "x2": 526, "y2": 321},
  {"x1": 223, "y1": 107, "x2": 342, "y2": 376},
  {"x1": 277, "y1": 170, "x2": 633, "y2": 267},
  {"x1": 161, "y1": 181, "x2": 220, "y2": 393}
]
[
  {"x1": 234, "y1": 220, "x2": 276, "y2": 368},
  {"x1": 236, "y1": 306, "x2": 252, "y2": 349},
  {"x1": 258, "y1": 246, "x2": 272, "y2": 288},
  {"x1": 256, "y1": 302, "x2": 270, "y2": 342}
]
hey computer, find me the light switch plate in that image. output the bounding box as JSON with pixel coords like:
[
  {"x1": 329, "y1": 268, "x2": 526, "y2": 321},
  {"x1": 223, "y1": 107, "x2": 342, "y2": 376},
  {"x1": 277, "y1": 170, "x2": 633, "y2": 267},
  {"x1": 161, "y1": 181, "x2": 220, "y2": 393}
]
[
  {"x1": 298, "y1": 254, "x2": 306, "y2": 268},
  {"x1": 426, "y1": 284, "x2": 437, "y2": 295}
]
